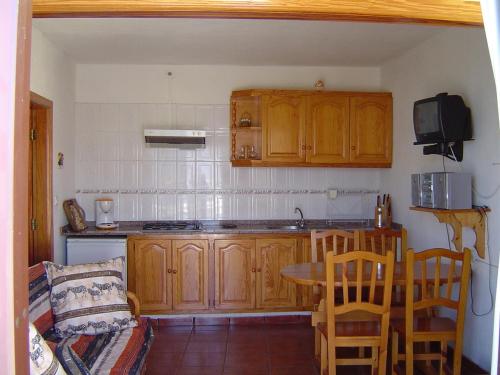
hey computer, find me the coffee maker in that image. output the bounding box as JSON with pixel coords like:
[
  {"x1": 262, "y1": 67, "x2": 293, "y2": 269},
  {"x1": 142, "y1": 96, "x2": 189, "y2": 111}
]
[{"x1": 95, "y1": 198, "x2": 118, "y2": 229}]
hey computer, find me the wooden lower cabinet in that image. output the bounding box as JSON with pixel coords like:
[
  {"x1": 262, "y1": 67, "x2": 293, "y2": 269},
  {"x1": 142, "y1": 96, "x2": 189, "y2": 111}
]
[
  {"x1": 256, "y1": 238, "x2": 297, "y2": 308},
  {"x1": 214, "y1": 239, "x2": 256, "y2": 309},
  {"x1": 172, "y1": 240, "x2": 209, "y2": 310},
  {"x1": 129, "y1": 239, "x2": 172, "y2": 311}
]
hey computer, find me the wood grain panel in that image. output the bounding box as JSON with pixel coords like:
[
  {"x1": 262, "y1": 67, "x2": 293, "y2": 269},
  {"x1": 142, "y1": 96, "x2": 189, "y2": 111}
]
[
  {"x1": 172, "y1": 239, "x2": 209, "y2": 310},
  {"x1": 306, "y1": 94, "x2": 349, "y2": 164},
  {"x1": 262, "y1": 95, "x2": 306, "y2": 163},
  {"x1": 256, "y1": 238, "x2": 297, "y2": 308},
  {"x1": 214, "y1": 239, "x2": 255, "y2": 309},
  {"x1": 349, "y1": 95, "x2": 392, "y2": 164},
  {"x1": 134, "y1": 239, "x2": 172, "y2": 311},
  {"x1": 31, "y1": 0, "x2": 482, "y2": 26}
]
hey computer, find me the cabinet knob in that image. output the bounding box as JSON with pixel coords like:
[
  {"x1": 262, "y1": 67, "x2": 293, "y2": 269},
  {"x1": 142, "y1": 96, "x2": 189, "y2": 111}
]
[
  {"x1": 257, "y1": 268, "x2": 262, "y2": 272},
  {"x1": 307, "y1": 145, "x2": 312, "y2": 150},
  {"x1": 172, "y1": 270, "x2": 177, "y2": 274},
  {"x1": 167, "y1": 269, "x2": 172, "y2": 273},
  {"x1": 301, "y1": 145, "x2": 306, "y2": 150},
  {"x1": 351, "y1": 146, "x2": 356, "y2": 150},
  {"x1": 252, "y1": 268, "x2": 256, "y2": 273}
]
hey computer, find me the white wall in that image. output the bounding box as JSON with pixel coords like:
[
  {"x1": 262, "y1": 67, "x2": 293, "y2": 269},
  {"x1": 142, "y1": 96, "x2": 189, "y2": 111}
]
[
  {"x1": 31, "y1": 27, "x2": 76, "y2": 264},
  {"x1": 74, "y1": 64, "x2": 382, "y2": 222},
  {"x1": 381, "y1": 28, "x2": 500, "y2": 370}
]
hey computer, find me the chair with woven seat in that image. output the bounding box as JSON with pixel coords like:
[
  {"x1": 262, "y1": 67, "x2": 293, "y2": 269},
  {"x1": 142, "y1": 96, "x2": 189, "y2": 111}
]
[
  {"x1": 319, "y1": 249, "x2": 395, "y2": 375},
  {"x1": 390, "y1": 248, "x2": 472, "y2": 375},
  {"x1": 310, "y1": 229, "x2": 361, "y2": 359}
]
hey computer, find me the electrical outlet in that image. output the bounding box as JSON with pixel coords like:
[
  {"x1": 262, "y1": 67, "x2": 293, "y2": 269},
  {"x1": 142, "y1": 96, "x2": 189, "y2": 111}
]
[{"x1": 328, "y1": 189, "x2": 338, "y2": 200}]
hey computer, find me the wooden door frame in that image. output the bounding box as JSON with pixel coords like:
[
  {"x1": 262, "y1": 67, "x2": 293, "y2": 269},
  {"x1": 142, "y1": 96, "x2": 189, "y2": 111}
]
[{"x1": 29, "y1": 91, "x2": 54, "y2": 265}]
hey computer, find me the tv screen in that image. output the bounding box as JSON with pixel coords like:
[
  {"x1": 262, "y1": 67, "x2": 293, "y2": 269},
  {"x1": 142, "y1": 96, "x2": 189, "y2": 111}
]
[{"x1": 414, "y1": 101, "x2": 440, "y2": 135}]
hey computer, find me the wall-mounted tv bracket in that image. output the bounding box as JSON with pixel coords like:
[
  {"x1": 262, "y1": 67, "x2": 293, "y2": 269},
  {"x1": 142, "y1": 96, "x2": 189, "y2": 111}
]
[{"x1": 420, "y1": 141, "x2": 464, "y2": 161}]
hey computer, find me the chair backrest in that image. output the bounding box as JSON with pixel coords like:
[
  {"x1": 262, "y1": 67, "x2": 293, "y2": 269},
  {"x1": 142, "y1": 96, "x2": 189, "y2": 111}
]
[
  {"x1": 359, "y1": 228, "x2": 408, "y2": 262},
  {"x1": 310, "y1": 229, "x2": 361, "y2": 263},
  {"x1": 405, "y1": 248, "x2": 471, "y2": 335}
]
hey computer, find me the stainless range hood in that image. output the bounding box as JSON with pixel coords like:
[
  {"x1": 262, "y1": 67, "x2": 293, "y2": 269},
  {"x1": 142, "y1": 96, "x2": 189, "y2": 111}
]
[{"x1": 144, "y1": 129, "x2": 206, "y2": 147}]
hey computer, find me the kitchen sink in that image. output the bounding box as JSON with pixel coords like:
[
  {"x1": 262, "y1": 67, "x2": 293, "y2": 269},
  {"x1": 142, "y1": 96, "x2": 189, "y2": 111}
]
[{"x1": 265, "y1": 225, "x2": 303, "y2": 230}]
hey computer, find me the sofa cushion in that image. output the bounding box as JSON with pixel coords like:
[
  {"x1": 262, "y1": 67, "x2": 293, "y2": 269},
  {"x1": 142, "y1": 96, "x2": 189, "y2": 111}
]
[
  {"x1": 56, "y1": 317, "x2": 154, "y2": 375},
  {"x1": 29, "y1": 321, "x2": 67, "y2": 375},
  {"x1": 29, "y1": 263, "x2": 55, "y2": 337},
  {"x1": 44, "y1": 257, "x2": 137, "y2": 337}
]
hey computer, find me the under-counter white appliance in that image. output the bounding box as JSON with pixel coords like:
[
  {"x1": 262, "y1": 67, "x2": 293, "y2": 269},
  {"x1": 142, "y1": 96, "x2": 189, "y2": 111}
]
[{"x1": 66, "y1": 237, "x2": 127, "y2": 286}]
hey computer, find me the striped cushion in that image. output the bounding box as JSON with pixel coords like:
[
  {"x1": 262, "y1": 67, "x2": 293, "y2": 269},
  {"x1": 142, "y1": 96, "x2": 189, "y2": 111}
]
[
  {"x1": 29, "y1": 321, "x2": 67, "y2": 375},
  {"x1": 44, "y1": 257, "x2": 137, "y2": 337},
  {"x1": 56, "y1": 317, "x2": 154, "y2": 375},
  {"x1": 29, "y1": 263, "x2": 55, "y2": 337}
]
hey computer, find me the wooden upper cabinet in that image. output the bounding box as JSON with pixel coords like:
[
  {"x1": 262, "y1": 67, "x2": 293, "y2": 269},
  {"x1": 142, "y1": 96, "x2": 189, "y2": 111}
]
[
  {"x1": 171, "y1": 240, "x2": 209, "y2": 310},
  {"x1": 256, "y1": 238, "x2": 297, "y2": 308},
  {"x1": 349, "y1": 95, "x2": 392, "y2": 165},
  {"x1": 131, "y1": 239, "x2": 172, "y2": 311},
  {"x1": 262, "y1": 94, "x2": 306, "y2": 162},
  {"x1": 306, "y1": 95, "x2": 350, "y2": 164},
  {"x1": 214, "y1": 239, "x2": 256, "y2": 309}
]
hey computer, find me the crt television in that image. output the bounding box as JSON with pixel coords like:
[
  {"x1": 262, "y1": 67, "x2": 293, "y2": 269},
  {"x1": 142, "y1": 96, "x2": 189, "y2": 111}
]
[{"x1": 413, "y1": 93, "x2": 472, "y2": 145}]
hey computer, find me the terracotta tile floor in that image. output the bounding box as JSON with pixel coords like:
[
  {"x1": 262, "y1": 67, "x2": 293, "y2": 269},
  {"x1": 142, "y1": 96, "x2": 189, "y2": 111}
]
[{"x1": 145, "y1": 324, "x2": 319, "y2": 375}]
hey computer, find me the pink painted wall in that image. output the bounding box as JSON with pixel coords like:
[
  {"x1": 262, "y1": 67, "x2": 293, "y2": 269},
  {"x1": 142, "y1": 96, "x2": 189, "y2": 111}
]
[{"x1": 0, "y1": 0, "x2": 20, "y2": 372}]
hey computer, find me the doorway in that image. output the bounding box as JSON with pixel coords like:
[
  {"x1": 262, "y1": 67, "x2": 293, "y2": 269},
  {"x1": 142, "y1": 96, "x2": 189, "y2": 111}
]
[{"x1": 29, "y1": 92, "x2": 53, "y2": 266}]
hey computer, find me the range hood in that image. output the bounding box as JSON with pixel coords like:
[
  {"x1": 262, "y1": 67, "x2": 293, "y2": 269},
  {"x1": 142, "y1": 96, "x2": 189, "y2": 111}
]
[{"x1": 144, "y1": 129, "x2": 206, "y2": 147}]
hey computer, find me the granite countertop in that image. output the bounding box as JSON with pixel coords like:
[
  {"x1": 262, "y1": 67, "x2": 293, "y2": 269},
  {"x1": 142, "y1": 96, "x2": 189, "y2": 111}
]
[{"x1": 62, "y1": 220, "x2": 401, "y2": 236}]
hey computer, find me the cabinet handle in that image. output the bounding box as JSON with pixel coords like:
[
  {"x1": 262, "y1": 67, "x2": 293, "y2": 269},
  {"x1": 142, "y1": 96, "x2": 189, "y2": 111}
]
[
  {"x1": 172, "y1": 270, "x2": 177, "y2": 274},
  {"x1": 167, "y1": 269, "x2": 172, "y2": 273}
]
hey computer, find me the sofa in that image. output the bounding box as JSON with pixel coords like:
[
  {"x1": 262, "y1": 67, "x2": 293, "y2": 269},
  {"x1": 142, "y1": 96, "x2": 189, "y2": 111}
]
[{"x1": 28, "y1": 262, "x2": 154, "y2": 374}]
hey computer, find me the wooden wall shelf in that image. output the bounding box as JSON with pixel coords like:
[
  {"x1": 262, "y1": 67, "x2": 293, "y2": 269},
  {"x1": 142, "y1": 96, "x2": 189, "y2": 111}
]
[{"x1": 410, "y1": 207, "x2": 490, "y2": 259}]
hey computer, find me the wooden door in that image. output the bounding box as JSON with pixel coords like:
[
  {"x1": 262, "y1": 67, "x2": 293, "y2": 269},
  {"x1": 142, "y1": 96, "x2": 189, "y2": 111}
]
[
  {"x1": 172, "y1": 240, "x2": 209, "y2": 310},
  {"x1": 262, "y1": 94, "x2": 306, "y2": 162},
  {"x1": 28, "y1": 93, "x2": 53, "y2": 266},
  {"x1": 214, "y1": 239, "x2": 255, "y2": 309},
  {"x1": 306, "y1": 95, "x2": 350, "y2": 164},
  {"x1": 349, "y1": 95, "x2": 392, "y2": 164},
  {"x1": 256, "y1": 238, "x2": 297, "y2": 308},
  {"x1": 131, "y1": 239, "x2": 172, "y2": 311}
]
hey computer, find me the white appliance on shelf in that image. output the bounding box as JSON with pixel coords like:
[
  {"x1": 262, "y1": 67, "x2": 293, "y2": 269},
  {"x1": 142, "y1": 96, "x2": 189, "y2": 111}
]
[{"x1": 66, "y1": 237, "x2": 127, "y2": 286}]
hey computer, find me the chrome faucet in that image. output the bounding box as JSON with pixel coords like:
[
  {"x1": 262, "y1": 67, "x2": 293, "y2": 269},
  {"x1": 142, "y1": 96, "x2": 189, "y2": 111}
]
[{"x1": 295, "y1": 207, "x2": 306, "y2": 229}]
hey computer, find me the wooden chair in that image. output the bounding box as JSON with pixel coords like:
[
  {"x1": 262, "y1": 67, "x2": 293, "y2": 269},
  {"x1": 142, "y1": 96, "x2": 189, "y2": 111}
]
[
  {"x1": 319, "y1": 250, "x2": 395, "y2": 375},
  {"x1": 390, "y1": 248, "x2": 472, "y2": 375},
  {"x1": 310, "y1": 229, "x2": 361, "y2": 359},
  {"x1": 359, "y1": 228, "x2": 408, "y2": 262}
]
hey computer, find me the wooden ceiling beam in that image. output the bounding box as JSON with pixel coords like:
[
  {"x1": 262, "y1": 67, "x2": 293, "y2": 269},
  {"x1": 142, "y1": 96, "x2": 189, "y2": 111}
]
[{"x1": 32, "y1": 0, "x2": 483, "y2": 26}]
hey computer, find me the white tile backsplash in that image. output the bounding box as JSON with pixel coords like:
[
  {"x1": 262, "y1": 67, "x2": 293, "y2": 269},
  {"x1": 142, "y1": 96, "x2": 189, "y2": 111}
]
[
  {"x1": 120, "y1": 161, "x2": 138, "y2": 190},
  {"x1": 177, "y1": 161, "x2": 196, "y2": 189},
  {"x1": 196, "y1": 194, "x2": 215, "y2": 220},
  {"x1": 76, "y1": 102, "x2": 380, "y2": 221},
  {"x1": 177, "y1": 194, "x2": 196, "y2": 220}
]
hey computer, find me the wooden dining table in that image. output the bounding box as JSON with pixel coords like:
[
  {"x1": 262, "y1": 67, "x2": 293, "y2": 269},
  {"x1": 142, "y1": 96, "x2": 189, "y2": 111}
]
[{"x1": 281, "y1": 261, "x2": 461, "y2": 287}]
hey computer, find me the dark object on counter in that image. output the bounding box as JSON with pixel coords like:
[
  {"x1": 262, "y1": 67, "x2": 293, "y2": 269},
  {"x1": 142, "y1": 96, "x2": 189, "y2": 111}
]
[
  {"x1": 221, "y1": 223, "x2": 238, "y2": 229},
  {"x1": 63, "y1": 199, "x2": 88, "y2": 232},
  {"x1": 375, "y1": 194, "x2": 392, "y2": 229},
  {"x1": 142, "y1": 221, "x2": 202, "y2": 231}
]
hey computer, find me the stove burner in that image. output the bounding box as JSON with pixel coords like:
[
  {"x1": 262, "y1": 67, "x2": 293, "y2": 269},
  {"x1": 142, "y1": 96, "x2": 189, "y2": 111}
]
[{"x1": 142, "y1": 221, "x2": 202, "y2": 231}]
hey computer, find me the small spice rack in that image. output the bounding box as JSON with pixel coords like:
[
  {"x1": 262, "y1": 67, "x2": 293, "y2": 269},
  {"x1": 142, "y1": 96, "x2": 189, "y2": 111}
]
[{"x1": 410, "y1": 206, "x2": 490, "y2": 259}]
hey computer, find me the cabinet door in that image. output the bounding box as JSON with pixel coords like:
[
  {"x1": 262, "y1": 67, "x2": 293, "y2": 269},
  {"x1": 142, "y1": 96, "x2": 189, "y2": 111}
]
[
  {"x1": 214, "y1": 240, "x2": 255, "y2": 309},
  {"x1": 349, "y1": 95, "x2": 392, "y2": 164},
  {"x1": 256, "y1": 238, "x2": 297, "y2": 308},
  {"x1": 172, "y1": 240, "x2": 209, "y2": 310},
  {"x1": 306, "y1": 95, "x2": 350, "y2": 164},
  {"x1": 262, "y1": 95, "x2": 306, "y2": 162},
  {"x1": 132, "y1": 239, "x2": 172, "y2": 311}
]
